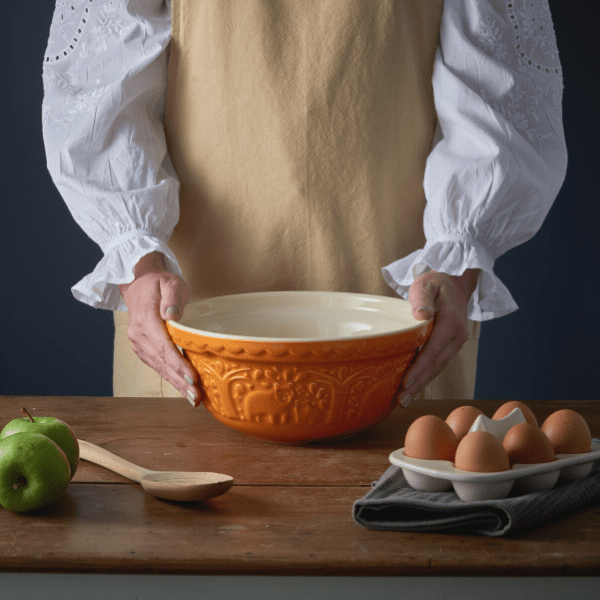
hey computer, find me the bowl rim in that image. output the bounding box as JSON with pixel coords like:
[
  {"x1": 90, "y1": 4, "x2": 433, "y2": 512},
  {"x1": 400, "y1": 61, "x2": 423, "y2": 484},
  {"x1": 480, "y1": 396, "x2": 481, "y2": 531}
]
[{"x1": 166, "y1": 290, "x2": 432, "y2": 344}]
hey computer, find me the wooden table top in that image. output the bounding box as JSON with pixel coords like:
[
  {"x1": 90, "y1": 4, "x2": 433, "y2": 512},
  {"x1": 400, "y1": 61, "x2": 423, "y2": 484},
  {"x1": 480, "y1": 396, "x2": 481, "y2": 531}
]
[{"x1": 0, "y1": 396, "x2": 598, "y2": 576}]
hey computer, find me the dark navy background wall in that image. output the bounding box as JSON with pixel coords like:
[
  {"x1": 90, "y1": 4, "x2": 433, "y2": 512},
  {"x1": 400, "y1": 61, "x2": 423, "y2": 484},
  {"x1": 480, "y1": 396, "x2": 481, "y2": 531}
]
[{"x1": 2, "y1": 1, "x2": 598, "y2": 400}]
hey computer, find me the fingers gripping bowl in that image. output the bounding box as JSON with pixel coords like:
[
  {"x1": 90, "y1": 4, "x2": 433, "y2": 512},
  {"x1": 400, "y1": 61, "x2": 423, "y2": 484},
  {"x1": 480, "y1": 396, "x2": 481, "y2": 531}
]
[{"x1": 166, "y1": 291, "x2": 433, "y2": 443}]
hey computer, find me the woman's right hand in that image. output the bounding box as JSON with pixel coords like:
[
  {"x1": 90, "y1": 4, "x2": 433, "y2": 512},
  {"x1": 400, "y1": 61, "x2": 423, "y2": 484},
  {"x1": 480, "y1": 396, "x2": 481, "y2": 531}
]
[{"x1": 118, "y1": 251, "x2": 201, "y2": 406}]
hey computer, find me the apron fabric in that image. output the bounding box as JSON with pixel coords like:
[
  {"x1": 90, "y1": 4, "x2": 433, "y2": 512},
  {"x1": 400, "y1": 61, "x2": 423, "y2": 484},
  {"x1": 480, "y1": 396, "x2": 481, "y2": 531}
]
[{"x1": 113, "y1": 0, "x2": 482, "y2": 400}]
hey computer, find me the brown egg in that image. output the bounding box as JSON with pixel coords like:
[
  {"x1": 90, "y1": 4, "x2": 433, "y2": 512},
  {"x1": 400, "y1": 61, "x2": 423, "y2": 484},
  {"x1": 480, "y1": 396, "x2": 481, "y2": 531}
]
[
  {"x1": 502, "y1": 422, "x2": 555, "y2": 465},
  {"x1": 445, "y1": 405, "x2": 485, "y2": 441},
  {"x1": 540, "y1": 409, "x2": 592, "y2": 454},
  {"x1": 492, "y1": 401, "x2": 538, "y2": 427},
  {"x1": 455, "y1": 431, "x2": 511, "y2": 473},
  {"x1": 404, "y1": 415, "x2": 458, "y2": 461}
]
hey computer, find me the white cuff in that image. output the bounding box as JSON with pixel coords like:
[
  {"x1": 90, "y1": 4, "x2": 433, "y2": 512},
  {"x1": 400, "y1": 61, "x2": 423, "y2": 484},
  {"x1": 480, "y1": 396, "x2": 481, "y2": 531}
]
[
  {"x1": 381, "y1": 237, "x2": 518, "y2": 321},
  {"x1": 71, "y1": 229, "x2": 182, "y2": 311}
]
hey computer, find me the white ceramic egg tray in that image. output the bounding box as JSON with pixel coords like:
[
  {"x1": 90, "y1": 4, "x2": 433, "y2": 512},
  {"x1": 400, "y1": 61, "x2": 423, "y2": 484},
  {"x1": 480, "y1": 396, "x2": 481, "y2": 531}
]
[{"x1": 389, "y1": 409, "x2": 600, "y2": 502}]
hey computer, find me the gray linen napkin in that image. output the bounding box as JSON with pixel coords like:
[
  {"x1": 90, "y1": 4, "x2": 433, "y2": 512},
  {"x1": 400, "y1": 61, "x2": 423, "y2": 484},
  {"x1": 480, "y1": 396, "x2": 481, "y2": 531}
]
[{"x1": 353, "y1": 440, "x2": 600, "y2": 537}]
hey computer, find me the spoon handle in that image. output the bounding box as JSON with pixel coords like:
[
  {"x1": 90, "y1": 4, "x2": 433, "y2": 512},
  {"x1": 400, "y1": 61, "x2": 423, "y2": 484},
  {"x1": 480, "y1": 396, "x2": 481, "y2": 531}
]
[{"x1": 78, "y1": 439, "x2": 151, "y2": 483}]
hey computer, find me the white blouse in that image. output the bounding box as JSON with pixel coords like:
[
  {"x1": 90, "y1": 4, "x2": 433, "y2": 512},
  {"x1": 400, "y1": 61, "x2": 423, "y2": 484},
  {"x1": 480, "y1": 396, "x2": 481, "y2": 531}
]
[{"x1": 42, "y1": 0, "x2": 567, "y2": 320}]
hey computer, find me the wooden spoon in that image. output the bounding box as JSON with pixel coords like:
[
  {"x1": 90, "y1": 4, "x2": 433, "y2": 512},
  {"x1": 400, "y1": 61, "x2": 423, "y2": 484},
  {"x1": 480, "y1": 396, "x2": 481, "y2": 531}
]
[{"x1": 78, "y1": 439, "x2": 233, "y2": 501}]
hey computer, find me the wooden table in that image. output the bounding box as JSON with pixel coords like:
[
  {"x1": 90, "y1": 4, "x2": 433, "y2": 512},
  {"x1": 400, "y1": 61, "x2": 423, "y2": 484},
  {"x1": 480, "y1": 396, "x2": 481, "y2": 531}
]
[{"x1": 0, "y1": 397, "x2": 598, "y2": 577}]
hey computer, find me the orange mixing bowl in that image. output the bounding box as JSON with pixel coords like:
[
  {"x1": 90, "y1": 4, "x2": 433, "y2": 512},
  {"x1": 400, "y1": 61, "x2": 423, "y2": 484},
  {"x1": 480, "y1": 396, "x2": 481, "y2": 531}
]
[{"x1": 166, "y1": 291, "x2": 432, "y2": 443}]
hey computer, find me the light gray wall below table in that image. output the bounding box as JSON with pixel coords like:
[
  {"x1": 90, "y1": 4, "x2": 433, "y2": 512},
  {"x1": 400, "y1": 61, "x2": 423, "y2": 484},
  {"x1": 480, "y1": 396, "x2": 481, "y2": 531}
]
[{"x1": 3, "y1": 575, "x2": 599, "y2": 600}]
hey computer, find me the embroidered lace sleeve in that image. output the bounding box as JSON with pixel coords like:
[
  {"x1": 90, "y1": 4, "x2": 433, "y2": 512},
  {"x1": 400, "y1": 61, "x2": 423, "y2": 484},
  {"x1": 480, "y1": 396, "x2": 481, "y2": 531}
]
[
  {"x1": 42, "y1": 0, "x2": 180, "y2": 311},
  {"x1": 382, "y1": 0, "x2": 568, "y2": 321}
]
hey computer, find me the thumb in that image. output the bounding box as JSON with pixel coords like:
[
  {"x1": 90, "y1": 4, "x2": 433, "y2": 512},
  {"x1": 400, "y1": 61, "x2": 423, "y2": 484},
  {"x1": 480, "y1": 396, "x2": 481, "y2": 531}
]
[
  {"x1": 408, "y1": 279, "x2": 436, "y2": 321},
  {"x1": 159, "y1": 275, "x2": 190, "y2": 321}
]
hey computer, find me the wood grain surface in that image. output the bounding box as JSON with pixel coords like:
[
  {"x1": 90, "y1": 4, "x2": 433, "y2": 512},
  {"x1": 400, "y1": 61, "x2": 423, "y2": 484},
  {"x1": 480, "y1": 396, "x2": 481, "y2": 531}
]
[{"x1": 0, "y1": 396, "x2": 598, "y2": 576}]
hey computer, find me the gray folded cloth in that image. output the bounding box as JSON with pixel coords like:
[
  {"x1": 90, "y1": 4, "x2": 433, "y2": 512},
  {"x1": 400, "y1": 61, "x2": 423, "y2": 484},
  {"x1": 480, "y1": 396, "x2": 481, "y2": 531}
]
[{"x1": 353, "y1": 441, "x2": 600, "y2": 537}]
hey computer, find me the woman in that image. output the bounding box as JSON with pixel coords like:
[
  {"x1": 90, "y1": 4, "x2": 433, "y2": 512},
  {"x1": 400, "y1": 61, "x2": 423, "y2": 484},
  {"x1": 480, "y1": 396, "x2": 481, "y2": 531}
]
[{"x1": 42, "y1": 0, "x2": 567, "y2": 407}]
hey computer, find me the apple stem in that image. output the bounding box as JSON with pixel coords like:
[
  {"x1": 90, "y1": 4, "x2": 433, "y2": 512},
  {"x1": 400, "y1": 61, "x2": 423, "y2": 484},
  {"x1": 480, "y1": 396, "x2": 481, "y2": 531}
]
[
  {"x1": 20, "y1": 407, "x2": 35, "y2": 423},
  {"x1": 13, "y1": 478, "x2": 25, "y2": 490}
]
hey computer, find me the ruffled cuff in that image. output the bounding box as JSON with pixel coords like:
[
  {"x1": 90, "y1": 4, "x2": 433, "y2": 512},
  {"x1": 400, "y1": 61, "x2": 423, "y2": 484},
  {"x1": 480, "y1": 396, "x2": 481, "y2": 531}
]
[
  {"x1": 71, "y1": 229, "x2": 182, "y2": 311},
  {"x1": 381, "y1": 237, "x2": 518, "y2": 321}
]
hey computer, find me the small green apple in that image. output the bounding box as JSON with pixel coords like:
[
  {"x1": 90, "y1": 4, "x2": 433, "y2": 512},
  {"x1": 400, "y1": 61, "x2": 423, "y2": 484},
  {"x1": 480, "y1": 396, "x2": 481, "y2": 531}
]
[
  {"x1": 0, "y1": 408, "x2": 79, "y2": 479},
  {"x1": 0, "y1": 432, "x2": 71, "y2": 512}
]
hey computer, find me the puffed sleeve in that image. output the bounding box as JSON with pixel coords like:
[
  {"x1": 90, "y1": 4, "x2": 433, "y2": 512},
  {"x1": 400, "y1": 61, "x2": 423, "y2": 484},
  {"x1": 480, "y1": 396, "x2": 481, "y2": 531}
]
[
  {"x1": 42, "y1": 0, "x2": 180, "y2": 311},
  {"x1": 382, "y1": 0, "x2": 568, "y2": 320}
]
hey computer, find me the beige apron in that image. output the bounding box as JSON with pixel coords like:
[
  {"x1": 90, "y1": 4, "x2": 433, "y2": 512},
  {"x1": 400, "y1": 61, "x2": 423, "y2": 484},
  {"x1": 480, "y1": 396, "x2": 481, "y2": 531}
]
[{"x1": 113, "y1": 0, "x2": 481, "y2": 400}]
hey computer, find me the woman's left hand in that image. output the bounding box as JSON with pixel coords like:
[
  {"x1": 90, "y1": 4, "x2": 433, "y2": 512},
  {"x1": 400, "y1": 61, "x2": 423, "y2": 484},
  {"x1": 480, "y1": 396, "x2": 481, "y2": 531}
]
[{"x1": 397, "y1": 268, "x2": 480, "y2": 407}]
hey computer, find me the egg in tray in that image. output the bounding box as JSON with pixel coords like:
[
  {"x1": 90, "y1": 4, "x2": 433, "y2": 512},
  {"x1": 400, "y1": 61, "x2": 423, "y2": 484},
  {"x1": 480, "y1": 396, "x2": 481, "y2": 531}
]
[{"x1": 389, "y1": 401, "x2": 600, "y2": 501}]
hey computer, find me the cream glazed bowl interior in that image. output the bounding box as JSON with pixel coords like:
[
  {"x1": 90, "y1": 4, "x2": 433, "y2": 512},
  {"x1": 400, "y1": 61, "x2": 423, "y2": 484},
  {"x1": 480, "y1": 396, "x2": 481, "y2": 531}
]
[{"x1": 166, "y1": 291, "x2": 433, "y2": 444}]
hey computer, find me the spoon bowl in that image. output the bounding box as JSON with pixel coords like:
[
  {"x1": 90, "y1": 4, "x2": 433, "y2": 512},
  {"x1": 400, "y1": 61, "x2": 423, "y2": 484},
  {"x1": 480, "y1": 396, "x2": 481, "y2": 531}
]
[
  {"x1": 139, "y1": 471, "x2": 234, "y2": 502},
  {"x1": 78, "y1": 439, "x2": 233, "y2": 501}
]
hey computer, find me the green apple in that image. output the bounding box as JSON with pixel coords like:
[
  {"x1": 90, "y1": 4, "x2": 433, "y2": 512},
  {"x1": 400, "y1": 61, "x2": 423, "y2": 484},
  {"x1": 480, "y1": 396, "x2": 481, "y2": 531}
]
[
  {"x1": 0, "y1": 409, "x2": 79, "y2": 479},
  {"x1": 0, "y1": 432, "x2": 71, "y2": 512}
]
